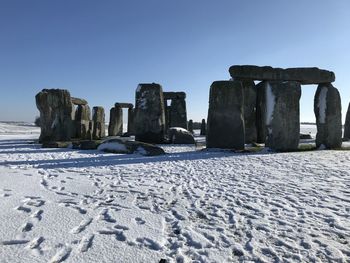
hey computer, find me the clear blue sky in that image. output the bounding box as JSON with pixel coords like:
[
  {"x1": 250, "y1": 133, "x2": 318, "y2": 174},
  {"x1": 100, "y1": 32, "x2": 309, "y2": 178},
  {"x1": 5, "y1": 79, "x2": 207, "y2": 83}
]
[{"x1": 1, "y1": 0, "x2": 349, "y2": 122}]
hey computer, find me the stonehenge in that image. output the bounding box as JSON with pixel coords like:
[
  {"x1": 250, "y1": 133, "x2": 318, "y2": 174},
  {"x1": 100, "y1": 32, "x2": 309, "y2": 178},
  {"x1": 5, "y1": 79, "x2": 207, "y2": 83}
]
[
  {"x1": 35, "y1": 64, "x2": 344, "y2": 152},
  {"x1": 206, "y1": 81, "x2": 245, "y2": 150}
]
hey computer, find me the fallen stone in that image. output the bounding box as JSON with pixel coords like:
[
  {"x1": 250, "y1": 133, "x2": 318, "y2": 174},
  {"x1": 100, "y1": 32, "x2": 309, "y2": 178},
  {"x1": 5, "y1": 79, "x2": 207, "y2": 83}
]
[
  {"x1": 41, "y1": 141, "x2": 71, "y2": 148},
  {"x1": 79, "y1": 140, "x2": 103, "y2": 150},
  {"x1": 314, "y1": 83, "x2": 342, "y2": 149},
  {"x1": 229, "y1": 65, "x2": 335, "y2": 85},
  {"x1": 265, "y1": 81, "x2": 301, "y2": 151},
  {"x1": 168, "y1": 127, "x2": 195, "y2": 144},
  {"x1": 134, "y1": 83, "x2": 166, "y2": 143},
  {"x1": 206, "y1": 80, "x2": 245, "y2": 149},
  {"x1": 71, "y1": 97, "x2": 88, "y2": 105},
  {"x1": 97, "y1": 139, "x2": 165, "y2": 156}
]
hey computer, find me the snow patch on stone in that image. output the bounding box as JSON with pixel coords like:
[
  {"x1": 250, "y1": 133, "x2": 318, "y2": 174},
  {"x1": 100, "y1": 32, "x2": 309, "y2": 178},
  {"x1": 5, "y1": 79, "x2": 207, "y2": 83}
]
[
  {"x1": 265, "y1": 82, "x2": 275, "y2": 127},
  {"x1": 317, "y1": 86, "x2": 328, "y2": 124},
  {"x1": 97, "y1": 141, "x2": 128, "y2": 152}
]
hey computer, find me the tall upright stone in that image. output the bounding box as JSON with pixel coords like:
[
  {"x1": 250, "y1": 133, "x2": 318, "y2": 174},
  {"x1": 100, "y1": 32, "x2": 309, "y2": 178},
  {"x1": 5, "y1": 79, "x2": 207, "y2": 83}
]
[
  {"x1": 35, "y1": 89, "x2": 74, "y2": 142},
  {"x1": 188, "y1": 120, "x2": 194, "y2": 134},
  {"x1": 170, "y1": 95, "x2": 187, "y2": 129},
  {"x1": 314, "y1": 83, "x2": 342, "y2": 149},
  {"x1": 344, "y1": 103, "x2": 350, "y2": 140},
  {"x1": 265, "y1": 81, "x2": 301, "y2": 151},
  {"x1": 92, "y1": 106, "x2": 105, "y2": 139},
  {"x1": 127, "y1": 107, "x2": 135, "y2": 135},
  {"x1": 256, "y1": 81, "x2": 268, "y2": 143},
  {"x1": 207, "y1": 81, "x2": 245, "y2": 149},
  {"x1": 75, "y1": 105, "x2": 91, "y2": 139},
  {"x1": 108, "y1": 106, "x2": 123, "y2": 136},
  {"x1": 134, "y1": 83, "x2": 166, "y2": 143},
  {"x1": 200, "y1": 119, "x2": 206, "y2": 136},
  {"x1": 242, "y1": 80, "x2": 257, "y2": 143}
]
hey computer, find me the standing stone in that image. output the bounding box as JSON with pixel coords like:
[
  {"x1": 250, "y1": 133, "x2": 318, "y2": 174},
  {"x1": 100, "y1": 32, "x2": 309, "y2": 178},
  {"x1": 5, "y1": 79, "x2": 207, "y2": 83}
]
[
  {"x1": 127, "y1": 107, "x2": 135, "y2": 135},
  {"x1": 242, "y1": 80, "x2": 257, "y2": 143},
  {"x1": 206, "y1": 81, "x2": 245, "y2": 149},
  {"x1": 256, "y1": 81, "x2": 268, "y2": 143},
  {"x1": 35, "y1": 89, "x2": 74, "y2": 142},
  {"x1": 86, "y1": 121, "x2": 93, "y2": 140},
  {"x1": 170, "y1": 96, "x2": 187, "y2": 129},
  {"x1": 75, "y1": 105, "x2": 91, "y2": 139},
  {"x1": 188, "y1": 120, "x2": 194, "y2": 134},
  {"x1": 200, "y1": 119, "x2": 206, "y2": 136},
  {"x1": 134, "y1": 83, "x2": 166, "y2": 143},
  {"x1": 92, "y1": 106, "x2": 105, "y2": 139},
  {"x1": 314, "y1": 83, "x2": 342, "y2": 149},
  {"x1": 344, "y1": 103, "x2": 350, "y2": 140},
  {"x1": 108, "y1": 106, "x2": 123, "y2": 136},
  {"x1": 264, "y1": 81, "x2": 301, "y2": 151}
]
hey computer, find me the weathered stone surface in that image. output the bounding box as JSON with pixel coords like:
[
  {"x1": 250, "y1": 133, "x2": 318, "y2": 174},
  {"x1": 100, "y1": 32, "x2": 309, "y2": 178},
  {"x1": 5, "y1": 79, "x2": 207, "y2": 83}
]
[
  {"x1": 75, "y1": 105, "x2": 91, "y2": 139},
  {"x1": 41, "y1": 141, "x2": 71, "y2": 148},
  {"x1": 71, "y1": 97, "x2": 88, "y2": 105},
  {"x1": 169, "y1": 98, "x2": 187, "y2": 129},
  {"x1": 80, "y1": 140, "x2": 103, "y2": 150},
  {"x1": 344, "y1": 103, "x2": 350, "y2": 139},
  {"x1": 314, "y1": 83, "x2": 342, "y2": 149},
  {"x1": 256, "y1": 81, "x2": 268, "y2": 143},
  {"x1": 35, "y1": 89, "x2": 74, "y2": 143},
  {"x1": 206, "y1": 81, "x2": 245, "y2": 149},
  {"x1": 127, "y1": 108, "x2": 135, "y2": 135},
  {"x1": 200, "y1": 119, "x2": 206, "y2": 136},
  {"x1": 168, "y1": 127, "x2": 195, "y2": 144},
  {"x1": 92, "y1": 106, "x2": 105, "y2": 139},
  {"x1": 163, "y1": 92, "x2": 186, "y2": 100},
  {"x1": 108, "y1": 106, "x2": 123, "y2": 136},
  {"x1": 242, "y1": 80, "x2": 257, "y2": 143},
  {"x1": 265, "y1": 81, "x2": 301, "y2": 151},
  {"x1": 115, "y1": 102, "x2": 133, "y2": 109},
  {"x1": 98, "y1": 139, "x2": 165, "y2": 156},
  {"x1": 229, "y1": 65, "x2": 335, "y2": 85},
  {"x1": 134, "y1": 83, "x2": 166, "y2": 143},
  {"x1": 188, "y1": 120, "x2": 194, "y2": 134}
]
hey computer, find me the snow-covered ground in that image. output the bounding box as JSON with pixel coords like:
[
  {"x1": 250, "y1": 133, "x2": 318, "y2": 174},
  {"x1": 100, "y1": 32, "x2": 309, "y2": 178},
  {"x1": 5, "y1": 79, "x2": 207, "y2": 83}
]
[{"x1": 0, "y1": 122, "x2": 349, "y2": 262}]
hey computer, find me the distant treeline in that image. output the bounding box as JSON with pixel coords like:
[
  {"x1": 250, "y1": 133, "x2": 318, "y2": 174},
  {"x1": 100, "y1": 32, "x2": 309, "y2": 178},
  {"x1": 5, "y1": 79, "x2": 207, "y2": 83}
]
[{"x1": 300, "y1": 122, "x2": 316, "y2": 125}]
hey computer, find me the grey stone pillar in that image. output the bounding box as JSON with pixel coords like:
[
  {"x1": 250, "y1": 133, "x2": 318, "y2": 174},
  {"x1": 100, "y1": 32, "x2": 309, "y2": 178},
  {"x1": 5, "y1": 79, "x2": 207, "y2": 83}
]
[
  {"x1": 344, "y1": 103, "x2": 350, "y2": 140},
  {"x1": 265, "y1": 81, "x2": 301, "y2": 151},
  {"x1": 170, "y1": 97, "x2": 187, "y2": 129},
  {"x1": 256, "y1": 81, "x2": 268, "y2": 143},
  {"x1": 200, "y1": 119, "x2": 206, "y2": 135},
  {"x1": 188, "y1": 120, "x2": 194, "y2": 134},
  {"x1": 206, "y1": 81, "x2": 245, "y2": 149},
  {"x1": 108, "y1": 106, "x2": 123, "y2": 136},
  {"x1": 127, "y1": 107, "x2": 135, "y2": 135},
  {"x1": 75, "y1": 105, "x2": 91, "y2": 139},
  {"x1": 35, "y1": 89, "x2": 74, "y2": 142},
  {"x1": 92, "y1": 106, "x2": 105, "y2": 139},
  {"x1": 134, "y1": 83, "x2": 166, "y2": 143},
  {"x1": 314, "y1": 83, "x2": 342, "y2": 149},
  {"x1": 242, "y1": 80, "x2": 257, "y2": 143}
]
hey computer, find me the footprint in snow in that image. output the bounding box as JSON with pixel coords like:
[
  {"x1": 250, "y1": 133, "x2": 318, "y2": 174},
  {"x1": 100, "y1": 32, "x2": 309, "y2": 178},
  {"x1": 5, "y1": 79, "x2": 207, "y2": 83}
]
[{"x1": 135, "y1": 217, "x2": 146, "y2": 225}]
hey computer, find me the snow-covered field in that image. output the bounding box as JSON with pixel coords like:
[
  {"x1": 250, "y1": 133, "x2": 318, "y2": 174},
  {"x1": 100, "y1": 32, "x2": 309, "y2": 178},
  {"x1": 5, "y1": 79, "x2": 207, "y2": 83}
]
[{"x1": 0, "y1": 122, "x2": 349, "y2": 262}]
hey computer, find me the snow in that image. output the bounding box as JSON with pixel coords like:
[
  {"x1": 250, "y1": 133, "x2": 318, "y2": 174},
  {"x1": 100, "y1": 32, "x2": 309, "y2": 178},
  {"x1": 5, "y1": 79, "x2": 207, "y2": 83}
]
[
  {"x1": 0, "y1": 122, "x2": 350, "y2": 262},
  {"x1": 265, "y1": 82, "x2": 275, "y2": 127},
  {"x1": 317, "y1": 86, "x2": 328, "y2": 124},
  {"x1": 97, "y1": 142, "x2": 128, "y2": 153}
]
